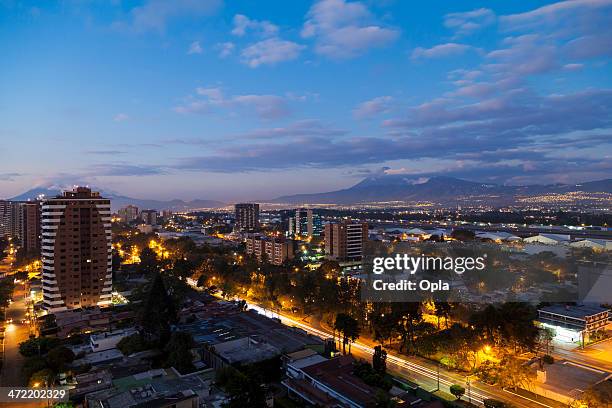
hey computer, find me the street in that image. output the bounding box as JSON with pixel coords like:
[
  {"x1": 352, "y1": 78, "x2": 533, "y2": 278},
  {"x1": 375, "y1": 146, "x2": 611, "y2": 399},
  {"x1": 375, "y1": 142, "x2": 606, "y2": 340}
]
[
  {"x1": 249, "y1": 303, "x2": 558, "y2": 408},
  {"x1": 1, "y1": 284, "x2": 33, "y2": 387}
]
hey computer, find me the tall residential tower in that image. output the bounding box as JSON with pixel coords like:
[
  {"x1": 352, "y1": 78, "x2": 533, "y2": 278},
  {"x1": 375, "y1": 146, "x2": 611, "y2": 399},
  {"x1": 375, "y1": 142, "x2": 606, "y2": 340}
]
[{"x1": 41, "y1": 187, "x2": 112, "y2": 312}]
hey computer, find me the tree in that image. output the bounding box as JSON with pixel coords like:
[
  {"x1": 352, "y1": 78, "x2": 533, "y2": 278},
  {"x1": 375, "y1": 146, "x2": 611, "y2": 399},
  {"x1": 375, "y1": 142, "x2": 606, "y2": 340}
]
[
  {"x1": 139, "y1": 273, "x2": 176, "y2": 345},
  {"x1": 139, "y1": 247, "x2": 159, "y2": 274},
  {"x1": 216, "y1": 367, "x2": 266, "y2": 408},
  {"x1": 334, "y1": 313, "x2": 360, "y2": 354},
  {"x1": 165, "y1": 332, "x2": 196, "y2": 374},
  {"x1": 498, "y1": 357, "x2": 535, "y2": 391},
  {"x1": 373, "y1": 345, "x2": 387, "y2": 374},
  {"x1": 19, "y1": 337, "x2": 61, "y2": 357},
  {"x1": 173, "y1": 258, "x2": 195, "y2": 280},
  {"x1": 22, "y1": 357, "x2": 48, "y2": 382},
  {"x1": 29, "y1": 368, "x2": 54, "y2": 387},
  {"x1": 451, "y1": 229, "x2": 476, "y2": 241},
  {"x1": 117, "y1": 333, "x2": 149, "y2": 355},
  {"x1": 450, "y1": 384, "x2": 466, "y2": 400},
  {"x1": 45, "y1": 346, "x2": 75, "y2": 372}
]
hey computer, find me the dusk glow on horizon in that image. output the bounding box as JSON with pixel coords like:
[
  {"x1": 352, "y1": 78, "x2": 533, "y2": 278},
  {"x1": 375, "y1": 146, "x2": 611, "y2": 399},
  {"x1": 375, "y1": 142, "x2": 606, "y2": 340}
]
[{"x1": 1, "y1": 0, "x2": 611, "y2": 201}]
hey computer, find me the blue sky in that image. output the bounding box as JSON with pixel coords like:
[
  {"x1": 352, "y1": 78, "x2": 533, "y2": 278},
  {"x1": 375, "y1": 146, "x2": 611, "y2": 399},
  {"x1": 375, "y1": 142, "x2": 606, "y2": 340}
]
[{"x1": 1, "y1": 0, "x2": 611, "y2": 201}]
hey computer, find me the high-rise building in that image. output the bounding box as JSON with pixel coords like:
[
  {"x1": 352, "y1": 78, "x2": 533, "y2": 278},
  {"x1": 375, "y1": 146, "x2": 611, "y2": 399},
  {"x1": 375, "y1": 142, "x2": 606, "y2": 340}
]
[
  {"x1": 324, "y1": 221, "x2": 368, "y2": 262},
  {"x1": 291, "y1": 209, "x2": 323, "y2": 238},
  {"x1": 21, "y1": 202, "x2": 41, "y2": 254},
  {"x1": 140, "y1": 209, "x2": 158, "y2": 226},
  {"x1": 235, "y1": 203, "x2": 260, "y2": 232},
  {"x1": 245, "y1": 234, "x2": 294, "y2": 265},
  {"x1": 118, "y1": 205, "x2": 139, "y2": 223},
  {"x1": 41, "y1": 187, "x2": 112, "y2": 312},
  {"x1": 0, "y1": 200, "x2": 11, "y2": 238},
  {"x1": 0, "y1": 200, "x2": 40, "y2": 253}
]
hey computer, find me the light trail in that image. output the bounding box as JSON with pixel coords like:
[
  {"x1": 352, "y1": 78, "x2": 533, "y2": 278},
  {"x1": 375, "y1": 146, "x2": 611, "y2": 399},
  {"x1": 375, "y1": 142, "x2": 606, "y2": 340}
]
[{"x1": 246, "y1": 303, "x2": 490, "y2": 405}]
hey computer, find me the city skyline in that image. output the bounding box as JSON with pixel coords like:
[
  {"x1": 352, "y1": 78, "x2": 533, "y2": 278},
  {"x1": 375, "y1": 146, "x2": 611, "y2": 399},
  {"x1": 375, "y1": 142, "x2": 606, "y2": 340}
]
[{"x1": 1, "y1": 0, "x2": 612, "y2": 201}]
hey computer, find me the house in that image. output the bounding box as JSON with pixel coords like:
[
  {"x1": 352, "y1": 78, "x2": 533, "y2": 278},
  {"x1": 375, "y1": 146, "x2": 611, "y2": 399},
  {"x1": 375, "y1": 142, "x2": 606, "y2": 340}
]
[{"x1": 283, "y1": 355, "x2": 379, "y2": 408}]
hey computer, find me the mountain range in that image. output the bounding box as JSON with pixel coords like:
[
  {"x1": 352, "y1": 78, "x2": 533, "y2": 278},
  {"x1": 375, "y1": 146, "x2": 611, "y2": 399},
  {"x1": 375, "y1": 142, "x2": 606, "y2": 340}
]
[
  {"x1": 9, "y1": 187, "x2": 226, "y2": 211},
  {"x1": 272, "y1": 176, "x2": 612, "y2": 205},
  {"x1": 8, "y1": 176, "x2": 612, "y2": 209}
]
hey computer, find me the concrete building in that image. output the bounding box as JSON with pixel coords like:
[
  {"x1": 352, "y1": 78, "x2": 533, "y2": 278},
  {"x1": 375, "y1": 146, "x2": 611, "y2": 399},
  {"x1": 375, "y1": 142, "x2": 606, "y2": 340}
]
[
  {"x1": 118, "y1": 205, "x2": 139, "y2": 223},
  {"x1": 538, "y1": 304, "x2": 610, "y2": 344},
  {"x1": 292, "y1": 208, "x2": 323, "y2": 238},
  {"x1": 283, "y1": 355, "x2": 378, "y2": 408},
  {"x1": 140, "y1": 209, "x2": 158, "y2": 226},
  {"x1": 90, "y1": 328, "x2": 138, "y2": 352},
  {"x1": 41, "y1": 187, "x2": 113, "y2": 312},
  {"x1": 234, "y1": 203, "x2": 260, "y2": 232},
  {"x1": 21, "y1": 201, "x2": 41, "y2": 254},
  {"x1": 203, "y1": 336, "x2": 280, "y2": 369},
  {"x1": 570, "y1": 238, "x2": 612, "y2": 251},
  {"x1": 325, "y1": 221, "x2": 368, "y2": 262},
  {"x1": 245, "y1": 233, "x2": 294, "y2": 265},
  {"x1": 524, "y1": 233, "x2": 570, "y2": 245}
]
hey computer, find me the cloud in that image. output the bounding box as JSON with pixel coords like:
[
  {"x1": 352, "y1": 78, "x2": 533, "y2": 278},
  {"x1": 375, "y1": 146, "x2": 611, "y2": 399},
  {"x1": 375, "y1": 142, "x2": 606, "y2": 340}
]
[
  {"x1": 240, "y1": 38, "x2": 304, "y2": 67},
  {"x1": 231, "y1": 14, "x2": 278, "y2": 37},
  {"x1": 412, "y1": 43, "x2": 475, "y2": 59},
  {"x1": 167, "y1": 88, "x2": 612, "y2": 180},
  {"x1": 500, "y1": 0, "x2": 612, "y2": 60},
  {"x1": 83, "y1": 163, "x2": 166, "y2": 177},
  {"x1": 113, "y1": 113, "x2": 129, "y2": 122},
  {"x1": 236, "y1": 119, "x2": 347, "y2": 139},
  {"x1": 302, "y1": 0, "x2": 399, "y2": 58},
  {"x1": 115, "y1": 0, "x2": 222, "y2": 33},
  {"x1": 444, "y1": 8, "x2": 495, "y2": 37},
  {"x1": 187, "y1": 40, "x2": 203, "y2": 54},
  {"x1": 174, "y1": 87, "x2": 291, "y2": 119},
  {"x1": 353, "y1": 96, "x2": 394, "y2": 119},
  {"x1": 84, "y1": 150, "x2": 127, "y2": 155},
  {"x1": 562, "y1": 63, "x2": 584, "y2": 71},
  {"x1": 0, "y1": 173, "x2": 22, "y2": 181},
  {"x1": 216, "y1": 41, "x2": 235, "y2": 58}
]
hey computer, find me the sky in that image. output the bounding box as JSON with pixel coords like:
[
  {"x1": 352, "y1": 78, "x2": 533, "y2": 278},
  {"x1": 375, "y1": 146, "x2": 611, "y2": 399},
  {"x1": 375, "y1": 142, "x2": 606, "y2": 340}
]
[{"x1": 0, "y1": 0, "x2": 611, "y2": 201}]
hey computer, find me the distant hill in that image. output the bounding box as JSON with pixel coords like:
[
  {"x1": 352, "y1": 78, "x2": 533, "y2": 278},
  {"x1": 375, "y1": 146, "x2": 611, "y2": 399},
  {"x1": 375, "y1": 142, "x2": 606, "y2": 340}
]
[
  {"x1": 10, "y1": 188, "x2": 225, "y2": 212},
  {"x1": 273, "y1": 176, "x2": 612, "y2": 205}
]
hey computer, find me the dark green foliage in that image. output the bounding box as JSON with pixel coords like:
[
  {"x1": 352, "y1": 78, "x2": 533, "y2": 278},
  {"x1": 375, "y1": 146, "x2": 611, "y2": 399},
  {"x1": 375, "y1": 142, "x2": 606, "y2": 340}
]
[
  {"x1": 117, "y1": 333, "x2": 150, "y2": 355},
  {"x1": 373, "y1": 345, "x2": 387, "y2": 374},
  {"x1": 19, "y1": 337, "x2": 61, "y2": 357},
  {"x1": 165, "y1": 332, "x2": 196, "y2": 374},
  {"x1": 139, "y1": 272, "x2": 176, "y2": 345},
  {"x1": 353, "y1": 361, "x2": 393, "y2": 391},
  {"x1": 215, "y1": 366, "x2": 267, "y2": 408},
  {"x1": 450, "y1": 384, "x2": 465, "y2": 400},
  {"x1": 45, "y1": 346, "x2": 75, "y2": 372}
]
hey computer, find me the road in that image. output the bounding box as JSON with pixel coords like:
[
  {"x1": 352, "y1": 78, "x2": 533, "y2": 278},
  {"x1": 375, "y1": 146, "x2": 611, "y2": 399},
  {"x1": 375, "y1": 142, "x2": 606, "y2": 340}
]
[
  {"x1": 249, "y1": 303, "x2": 556, "y2": 408},
  {"x1": 1, "y1": 284, "x2": 32, "y2": 387}
]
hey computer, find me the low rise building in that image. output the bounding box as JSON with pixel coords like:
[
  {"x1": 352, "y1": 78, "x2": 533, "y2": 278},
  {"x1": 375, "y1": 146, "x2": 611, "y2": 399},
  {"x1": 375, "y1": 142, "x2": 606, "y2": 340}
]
[
  {"x1": 245, "y1": 233, "x2": 294, "y2": 265},
  {"x1": 524, "y1": 233, "x2": 570, "y2": 245},
  {"x1": 538, "y1": 304, "x2": 610, "y2": 344},
  {"x1": 90, "y1": 328, "x2": 138, "y2": 352}
]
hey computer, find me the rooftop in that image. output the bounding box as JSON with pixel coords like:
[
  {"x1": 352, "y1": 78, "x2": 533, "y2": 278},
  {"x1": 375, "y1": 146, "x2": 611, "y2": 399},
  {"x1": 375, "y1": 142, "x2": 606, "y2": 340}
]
[{"x1": 539, "y1": 304, "x2": 610, "y2": 319}]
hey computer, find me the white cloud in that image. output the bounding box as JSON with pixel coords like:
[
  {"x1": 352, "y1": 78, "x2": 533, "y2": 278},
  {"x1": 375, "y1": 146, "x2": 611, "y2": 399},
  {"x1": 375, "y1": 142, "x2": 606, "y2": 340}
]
[
  {"x1": 187, "y1": 40, "x2": 203, "y2": 54},
  {"x1": 231, "y1": 14, "x2": 279, "y2": 37},
  {"x1": 353, "y1": 96, "x2": 394, "y2": 119},
  {"x1": 216, "y1": 42, "x2": 235, "y2": 58},
  {"x1": 117, "y1": 0, "x2": 222, "y2": 33},
  {"x1": 114, "y1": 113, "x2": 129, "y2": 122},
  {"x1": 174, "y1": 87, "x2": 291, "y2": 119},
  {"x1": 240, "y1": 38, "x2": 304, "y2": 68},
  {"x1": 412, "y1": 43, "x2": 474, "y2": 59},
  {"x1": 302, "y1": 0, "x2": 399, "y2": 58},
  {"x1": 444, "y1": 8, "x2": 495, "y2": 37}
]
